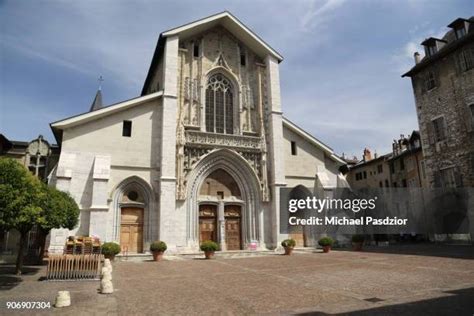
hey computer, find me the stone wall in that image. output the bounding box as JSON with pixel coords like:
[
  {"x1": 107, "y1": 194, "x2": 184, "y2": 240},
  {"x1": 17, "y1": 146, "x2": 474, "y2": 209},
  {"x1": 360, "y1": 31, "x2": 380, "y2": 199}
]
[
  {"x1": 282, "y1": 126, "x2": 340, "y2": 189},
  {"x1": 48, "y1": 99, "x2": 162, "y2": 253},
  {"x1": 410, "y1": 40, "x2": 474, "y2": 187}
]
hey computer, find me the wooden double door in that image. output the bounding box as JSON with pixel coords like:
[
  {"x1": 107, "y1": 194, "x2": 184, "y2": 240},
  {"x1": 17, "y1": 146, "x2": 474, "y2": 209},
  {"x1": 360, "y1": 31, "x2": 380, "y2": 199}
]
[
  {"x1": 120, "y1": 207, "x2": 144, "y2": 253},
  {"x1": 199, "y1": 204, "x2": 242, "y2": 250},
  {"x1": 289, "y1": 225, "x2": 307, "y2": 247}
]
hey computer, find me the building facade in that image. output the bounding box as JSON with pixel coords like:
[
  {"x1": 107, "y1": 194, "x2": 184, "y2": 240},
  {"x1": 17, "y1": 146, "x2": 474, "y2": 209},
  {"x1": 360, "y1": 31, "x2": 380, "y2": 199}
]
[
  {"x1": 346, "y1": 131, "x2": 427, "y2": 189},
  {"x1": 48, "y1": 12, "x2": 345, "y2": 254},
  {"x1": 388, "y1": 131, "x2": 427, "y2": 188},
  {"x1": 403, "y1": 17, "x2": 474, "y2": 188},
  {"x1": 346, "y1": 149, "x2": 391, "y2": 189}
]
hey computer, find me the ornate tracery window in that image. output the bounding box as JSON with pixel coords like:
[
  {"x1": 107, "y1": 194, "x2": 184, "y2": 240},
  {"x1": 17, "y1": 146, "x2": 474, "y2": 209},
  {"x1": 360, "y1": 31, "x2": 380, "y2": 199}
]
[{"x1": 205, "y1": 74, "x2": 234, "y2": 134}]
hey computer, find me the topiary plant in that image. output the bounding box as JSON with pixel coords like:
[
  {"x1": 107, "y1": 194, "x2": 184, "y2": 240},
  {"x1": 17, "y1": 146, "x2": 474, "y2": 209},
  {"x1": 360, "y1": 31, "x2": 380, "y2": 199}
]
[
  {"x1": 318, "y1": 237, "x2": 334, "y2": 247},
  {"x1": 150, "y1": 241, "x2": 167, "y2": 252},
  {"x1": 101, "y1": 242, "x2": 121, "y2": 256},
  {"x1": 352, "y1": 234, "x2": 365, "y2": 243},
  {"x1": 281, "y1": 239, "x2": 296, "y2": 248},
  {"x1": 200, "y1": 240, "x2": 219, "y2": 252}
]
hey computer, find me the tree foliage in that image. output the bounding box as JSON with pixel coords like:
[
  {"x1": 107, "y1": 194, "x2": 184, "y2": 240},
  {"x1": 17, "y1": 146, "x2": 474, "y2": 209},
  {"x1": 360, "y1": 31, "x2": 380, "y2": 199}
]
[
  {"x1": 0, "y1": 158, "x2": 45, "y2": 233},
  {"x1": 0, "y1": 158, "x2": 80, "y2": 273},
  {"x1": 39, "y1": 186, "x2": 79, "y2": 232}
]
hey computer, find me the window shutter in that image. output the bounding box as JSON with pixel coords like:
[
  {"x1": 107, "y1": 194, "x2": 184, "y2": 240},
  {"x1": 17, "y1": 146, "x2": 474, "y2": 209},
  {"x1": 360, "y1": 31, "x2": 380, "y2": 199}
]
[
  {"x1": 427, "y1": 122, "x2": 435, "y2": 145},
  {"x1": 433, "y1": 171, "x2": 442, "y2": 188},
  {"x1": 471, "y1": 152, "x2": 474, "y2": 171},
  {"x1": 434, "y1": 70, "x2": 440, "y2": 88},
  {"x1": 468, "y1": 48, "x2": 474, "y2": 70},
  {"x1": 441, "y1": 117, "x2": 448, "y2": 140},
  {"x1": 459, "y1": 51, "x2": 467, "y2": 72},
  {"x1": 454, "y1": 167, "x2": 463, "y2": 188},
  {"x1": 421, "y1": 75, "x2": 427, "y2": 94},
  {"x1": 462, "y1": 104, "x2": 473, "y2": 132}
]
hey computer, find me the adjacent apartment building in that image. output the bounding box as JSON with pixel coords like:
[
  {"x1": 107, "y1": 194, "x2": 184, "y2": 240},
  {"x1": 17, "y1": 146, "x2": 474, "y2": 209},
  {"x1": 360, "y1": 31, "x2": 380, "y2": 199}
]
[
  {"x1": 346, "y1": 131, "x2": 427, "y2": 189},
  {"x1": 402, "y1": 17, "x2": 474, "y2": 188}
]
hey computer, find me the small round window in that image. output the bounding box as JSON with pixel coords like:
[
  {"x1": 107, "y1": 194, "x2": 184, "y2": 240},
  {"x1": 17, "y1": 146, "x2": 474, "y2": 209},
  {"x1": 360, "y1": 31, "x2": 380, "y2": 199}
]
[{"x1": 127, "y1": 191, "x2": 139, "y2": 201}]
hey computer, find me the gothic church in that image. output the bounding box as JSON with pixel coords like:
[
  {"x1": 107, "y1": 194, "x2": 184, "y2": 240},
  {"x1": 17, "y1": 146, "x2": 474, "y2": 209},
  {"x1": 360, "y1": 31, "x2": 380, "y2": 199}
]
[{"x1": 49, "y1": 12, "x2": 345, "y2": 253}]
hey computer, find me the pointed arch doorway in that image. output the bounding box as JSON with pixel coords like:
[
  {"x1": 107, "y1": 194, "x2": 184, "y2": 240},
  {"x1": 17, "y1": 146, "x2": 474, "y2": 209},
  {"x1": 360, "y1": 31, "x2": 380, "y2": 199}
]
[
  {"x1": 198, "y1": 169, "x2": 244, "y2": 250},
  {"x1": 186, "y1": 149, "x2": 262, "y2": 251}
]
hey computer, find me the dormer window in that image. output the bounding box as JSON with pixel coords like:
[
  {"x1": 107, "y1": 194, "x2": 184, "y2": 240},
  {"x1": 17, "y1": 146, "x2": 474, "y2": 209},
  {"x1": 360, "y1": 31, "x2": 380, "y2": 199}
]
[
  {"x1": 421, "y1": 38, "x2": 447, "y2": 57},
  {"x1": 448, "y1": 18, "x2": 470, "y2": 40},
  {"x1": 427, "y1": 45, "x2": 437, "y2": 57},
  {"x1": 455, "y1": 27, "x2": 466, "y2": 39}
]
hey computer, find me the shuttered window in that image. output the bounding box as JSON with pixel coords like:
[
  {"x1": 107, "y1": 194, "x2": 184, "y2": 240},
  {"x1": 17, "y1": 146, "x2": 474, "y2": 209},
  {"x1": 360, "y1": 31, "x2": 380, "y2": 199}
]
[
  {"x1": 432, "y1": 117, "x2": 447, "y2": 142},
  {"x1": 438, "y1": 167, "x2": 462, "y2": 188},
  {"x1": 425, "y1": 71, "x2": 437, "y2": 91},
  {"x1": 459, "y1": 48, "x2": 474, "y2": 72}
]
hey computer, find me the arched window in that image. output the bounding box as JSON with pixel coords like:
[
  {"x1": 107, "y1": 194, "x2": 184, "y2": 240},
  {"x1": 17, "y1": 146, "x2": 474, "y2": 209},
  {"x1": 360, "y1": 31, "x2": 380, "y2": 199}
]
[{"x1": 205, "y1": 74, "x2": 234, "y2": 134}]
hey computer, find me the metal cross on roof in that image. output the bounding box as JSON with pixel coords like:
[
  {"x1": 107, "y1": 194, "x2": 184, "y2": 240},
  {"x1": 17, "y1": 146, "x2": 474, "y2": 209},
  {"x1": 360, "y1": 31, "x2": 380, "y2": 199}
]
[{"x1": 98, "y1": 75, "x2": 104, "y2": 90}]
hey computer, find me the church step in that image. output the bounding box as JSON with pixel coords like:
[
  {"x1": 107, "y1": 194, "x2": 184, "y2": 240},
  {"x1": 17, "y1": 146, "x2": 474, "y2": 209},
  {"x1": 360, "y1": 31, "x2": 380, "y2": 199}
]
[
  {"x1": 115, "y1": 249, "x2": 278, "y2": 262},
  {"x1": 177, "y1": 249, "x2": 276, "y2": 259}
]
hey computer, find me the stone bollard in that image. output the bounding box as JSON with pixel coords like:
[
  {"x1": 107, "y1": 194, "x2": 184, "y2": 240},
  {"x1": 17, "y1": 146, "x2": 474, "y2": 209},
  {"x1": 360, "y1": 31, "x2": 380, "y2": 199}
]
[
  {"x1": 102, "y1": 269, "x2": 112, "y2": 282},
  {"x1": 104, "y1": 259, "x2": 112, "y2": 272},
  {"x1": 100, "y1": 278, "x2": 114, "y2": 294},
  {"x1": 101, "y1": 266, "x2": 112, "y2": 280},
  {"x1": 54, "y1": 291, "x2": 71, "y2": 308},
  {"x1": 100, "y1": 265, "x2": 114, "y2": 294}
]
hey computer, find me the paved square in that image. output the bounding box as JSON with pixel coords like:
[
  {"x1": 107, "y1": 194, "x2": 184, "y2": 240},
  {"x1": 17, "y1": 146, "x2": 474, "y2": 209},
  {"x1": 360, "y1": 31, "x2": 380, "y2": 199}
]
[{"x1": 1, "y1": 245, "x2": 473, "y2": 315}]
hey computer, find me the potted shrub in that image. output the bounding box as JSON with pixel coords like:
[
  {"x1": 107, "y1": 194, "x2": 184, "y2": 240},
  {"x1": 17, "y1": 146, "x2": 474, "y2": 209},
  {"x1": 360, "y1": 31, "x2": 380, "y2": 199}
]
[
  {"x1": 200, "y1": 240, "x2": 219, "y2": 259},
  {"x1": 281, "y1": 239, "x2": 296, "y2": 255},
  {"x1": 150, "y1": 241, "x2": 167, "y2": 261},
  {"x1": 352, "y1": 234, "x2": 365, "y2": 251},
  {"x1": 318, "y1": 237, "x2": 334, "y2": 253},
  {"x1": 101, "y1": 242, "x2": 121, "y2": 260}
]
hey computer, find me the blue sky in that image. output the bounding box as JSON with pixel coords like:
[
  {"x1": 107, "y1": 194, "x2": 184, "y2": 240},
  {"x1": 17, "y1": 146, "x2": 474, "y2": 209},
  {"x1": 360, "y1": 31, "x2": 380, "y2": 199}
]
[{"x1": 0, "y1": 0, "x2": 472, "y2": 158}]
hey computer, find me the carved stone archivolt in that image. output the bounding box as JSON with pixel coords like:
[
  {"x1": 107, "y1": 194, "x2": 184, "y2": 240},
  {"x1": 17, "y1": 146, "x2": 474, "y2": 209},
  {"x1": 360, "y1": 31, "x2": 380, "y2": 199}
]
[
  {"x1": 177, "y1": 130, "x2": 269, "y2": 202},
  {"x1": 185, "y1": 149, "x2": 263, "y2": 247}
]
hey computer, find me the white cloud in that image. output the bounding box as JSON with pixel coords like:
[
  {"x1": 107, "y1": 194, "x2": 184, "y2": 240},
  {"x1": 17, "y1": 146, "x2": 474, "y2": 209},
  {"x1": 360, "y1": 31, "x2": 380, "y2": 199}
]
[
  {"x1": 301, "y1": 0, "x2": 347, "y2": 32},
  {"x1": 2, "y1": 36, "x2": 96, "y2": 77}
]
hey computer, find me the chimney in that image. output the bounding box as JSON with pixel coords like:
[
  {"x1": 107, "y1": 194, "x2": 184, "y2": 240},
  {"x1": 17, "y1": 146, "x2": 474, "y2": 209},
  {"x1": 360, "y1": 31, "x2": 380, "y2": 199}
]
[
  {"x1": 414, "y1": 52, "x2": 421, "y2": 64},
  {"x1": 374, "y1": 151, "x2": 378, "y2": 159},
  {"x1": 363, "y1": 148, "x2": 372, "y2": 162}
]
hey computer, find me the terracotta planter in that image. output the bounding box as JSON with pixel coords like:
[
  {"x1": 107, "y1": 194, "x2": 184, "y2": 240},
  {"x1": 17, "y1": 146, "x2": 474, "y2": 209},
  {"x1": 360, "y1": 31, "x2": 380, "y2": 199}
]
[
  {"x1": 204, "y1": 251, "x2": 215, "y2": 259},
  {"x1": 104, "y1": 254, "x2": 115, "y2": 261},
  {"x1": 284, "y1": 247, "x2": 294, "y2": 255},
  {"x1": 352, "y1": 242, "x2": 363, "y2": 251},
  {"x1": 322, "y1": 246, "x2": 331, "y2": 253},
  {"x1": 152, "y1": 251, "x2": 164, "y2": 261}
]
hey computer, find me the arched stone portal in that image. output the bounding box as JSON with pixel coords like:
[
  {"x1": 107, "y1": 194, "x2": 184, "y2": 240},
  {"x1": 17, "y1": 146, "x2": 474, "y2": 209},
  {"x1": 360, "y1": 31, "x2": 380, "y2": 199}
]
[
  {"x1": 111, "y1": 176, "x2": 156, "y2": 253},
  {"x1": 186, "y1": 149, "x2": 262, "y2": 250}
]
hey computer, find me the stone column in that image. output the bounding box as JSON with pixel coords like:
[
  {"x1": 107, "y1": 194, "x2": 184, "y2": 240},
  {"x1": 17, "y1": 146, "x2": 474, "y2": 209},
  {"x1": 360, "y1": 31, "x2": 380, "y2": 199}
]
[
  {"x1": 218, "y1": 201, "x2": 227, "y2": 251},
  {"x1": 265, "y1": 55, "x2": 287, "y2": 248},
  {"x1": 158, "y1": 35, "x2": 180, "y2": 248}
]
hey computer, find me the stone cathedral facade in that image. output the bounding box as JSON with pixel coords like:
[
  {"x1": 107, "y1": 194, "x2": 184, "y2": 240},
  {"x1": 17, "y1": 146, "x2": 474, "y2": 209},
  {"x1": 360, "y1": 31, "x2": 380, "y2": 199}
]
[{"x1": 48, "y1": 12, "x2": 345, "y2": 254}]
